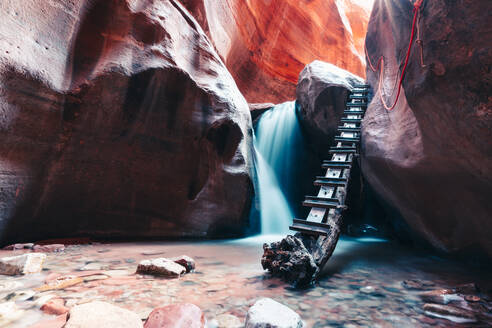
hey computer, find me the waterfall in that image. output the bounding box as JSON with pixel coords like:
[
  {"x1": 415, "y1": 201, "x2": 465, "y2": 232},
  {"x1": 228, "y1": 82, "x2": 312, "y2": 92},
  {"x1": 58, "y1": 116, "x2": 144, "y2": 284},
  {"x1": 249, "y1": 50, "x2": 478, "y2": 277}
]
[{"x1": 253, "y1": 101, "x2": 305, "y2": 234}]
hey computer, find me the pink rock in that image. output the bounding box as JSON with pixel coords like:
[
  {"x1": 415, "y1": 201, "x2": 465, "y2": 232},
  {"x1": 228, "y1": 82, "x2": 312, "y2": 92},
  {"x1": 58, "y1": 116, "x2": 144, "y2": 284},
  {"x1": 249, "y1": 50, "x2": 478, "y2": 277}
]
[
  {"x1": 144, "y1": 303, "x2": 205, "y2": 328},
  {"x1": 28, "y1": 314, "x2": 68, "y2": 328},
  {"x1": 33, "y1": 244, "x2": 65, "y2": 253},
  {"x1": 41, "y1": 297, "x2": 69, "y2": 315}
]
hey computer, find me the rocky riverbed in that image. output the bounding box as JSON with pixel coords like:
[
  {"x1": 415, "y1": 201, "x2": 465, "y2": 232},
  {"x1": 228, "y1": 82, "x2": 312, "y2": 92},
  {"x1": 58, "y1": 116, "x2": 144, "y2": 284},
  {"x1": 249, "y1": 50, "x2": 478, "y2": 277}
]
[{"x1": 0, "y1": 236, "x2": 490, "y2": 327}]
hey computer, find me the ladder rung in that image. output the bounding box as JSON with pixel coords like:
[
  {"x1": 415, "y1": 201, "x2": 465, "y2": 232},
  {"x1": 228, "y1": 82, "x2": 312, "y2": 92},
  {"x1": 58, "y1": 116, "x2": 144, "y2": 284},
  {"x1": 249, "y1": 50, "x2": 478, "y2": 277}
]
[
  {"x1": 289, "y1": 224, "x2": 329, "y2": 236},
  {"x1": 354, "y1": 84, "x2": 370, "y2": 88},
  {"x1": 349, "y1": 95, "x2": 367, "y2": 100},
  {"x1": 337, "y1": 127, "x2": 361, "y2": 132},
  {"x1": 334, "y1": 137, "x2": 360, "y2": 143},
  {"x1": 321, "y1": 162, "x2": 351, "y2": 169},
  {"x1": 341, "y1": 118, "x2": 361, "y2": 123},
  {"x1": 347, "y1": 103, "x2": 367, "y2": 107},
  {"x1": 343, "y1": 110, "x2": 364, "y2": 115},
  {"x1": 303, "y1": 199, "x2": 340, "y2": 209},
  {"x1": 352, "y1": 88, "x2": 369, "y2": 93},
  {"x1": 314, "y1": 179, "x2": 346, "y2": 187},
  {"x1": 293, "y1": 219, "x2": 332, "y2": 230},
  {"x1": 323, "y1": 159, "x2": 353, "y2": 165},
  {"x1": 329, "y1": 148, "x2": 357, "y2": 154},
  {"x1": 305, "y1": 195, "x2": 340, "y2": 204}
]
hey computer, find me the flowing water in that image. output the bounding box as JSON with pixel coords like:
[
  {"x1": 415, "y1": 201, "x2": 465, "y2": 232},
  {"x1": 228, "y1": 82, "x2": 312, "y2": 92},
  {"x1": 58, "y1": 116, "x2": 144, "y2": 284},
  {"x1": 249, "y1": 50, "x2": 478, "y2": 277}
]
[{"x1": 253, "y1": 101, "x2": 306, "y2": 234}]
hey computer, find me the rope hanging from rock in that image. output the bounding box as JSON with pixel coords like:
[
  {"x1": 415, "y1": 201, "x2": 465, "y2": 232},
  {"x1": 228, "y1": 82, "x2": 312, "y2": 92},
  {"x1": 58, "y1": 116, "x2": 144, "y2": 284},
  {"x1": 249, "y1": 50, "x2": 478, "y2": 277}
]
[{"x1": 365, "y1": 0, "x2": 424, "y2": 111}]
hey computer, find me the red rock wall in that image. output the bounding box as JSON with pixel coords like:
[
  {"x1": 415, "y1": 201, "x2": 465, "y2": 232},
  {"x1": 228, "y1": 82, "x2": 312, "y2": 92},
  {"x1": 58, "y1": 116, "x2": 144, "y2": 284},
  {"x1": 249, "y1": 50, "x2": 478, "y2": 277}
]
[
  {"x1": 181, "y1": 0, "x2": 370, "y2": 103},
  {"x1": 0, "y1": 0, "x2": 254, "y2": 243},
  {"x1": 362, "y1": 0, "x2": 492, "y2": 257}
]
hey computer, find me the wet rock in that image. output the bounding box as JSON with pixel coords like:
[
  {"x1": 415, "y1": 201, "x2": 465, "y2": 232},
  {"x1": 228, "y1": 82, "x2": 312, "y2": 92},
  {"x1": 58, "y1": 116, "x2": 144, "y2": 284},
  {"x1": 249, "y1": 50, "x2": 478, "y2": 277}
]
[
  {"x1": 36, "y1": 275, "x2": 84, "y2": 292},
  {"x1": 4, "y1": 289, "x2": 35, "y2": 302},
  {"x1": 465, "y1": 295, "x2": 481, "y2": 302},
  {"x1": 0, "y1": 301, "x2": 24, "y2": 326},
  {"x1": 137, "y1": 258, "x2": 186, "y2": 278},
  {"x1": 419, "y1": 289, "x2": 464, "y2": 305},
  {"x1": 0, "y1": 253, "x2": 46, "y2": 275},
  {"x1": 359, "y1": 286, "x2": 384, "y2": 297},
  {"x1": 261, "y1": 235, "x2": 318, "y2": 286},
  {"x1": 245, "y1": 298, "x2": 303, "y2": 328},
  {"x1": 144, "y1": 303, "x2": 205, "y2": 328},
  {"x1": 28, "y1": 313, "x2": 68, "y2": 328},
  {"x1": 454, "y1": 283, "x2": 480, "y2": 295},
  {"x1": 401, "y1": 280, "x2": 434, "y2": 290},
  {"x1": 3, "y1": 243, "x2": 34, "y2": 250},
  {"x1": 296, "y1": 60, "x2": 364, "y2": 157},
  {"x1": 33, "y1": 244, "x2": 65, "y2": 253},
  {"x1": 65, "y1": 301, "x2": 142, "y2": 328},
  {"x1": 423, "y1": 303, "x2": 477, "y2": 323},
  {"x1": 171, "y1": 255, "x2": 196, "y2": 273},
  {"x1": 214, "y1": 314, "x2": 242, "y2": 328},
  {"x1": 41, "y1": 297, "x2": 69, "y2": 315}
]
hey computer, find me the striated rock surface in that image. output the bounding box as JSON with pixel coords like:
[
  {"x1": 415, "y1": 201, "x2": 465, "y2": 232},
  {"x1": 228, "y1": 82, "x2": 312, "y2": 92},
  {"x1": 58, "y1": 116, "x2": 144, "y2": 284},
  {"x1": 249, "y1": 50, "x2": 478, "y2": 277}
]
[
  {"x1": 0, "y1": 0, "x2": 253, "y2": 244},
  {"x1": 296, "y1": 60, "x2": 364, "y2": 157},
  {"x1": 362, "y1": 0, "x2": 492, "y2": 257},
  {"x1": 181, "y1": 0, "x2": 371, "y2": 103}
]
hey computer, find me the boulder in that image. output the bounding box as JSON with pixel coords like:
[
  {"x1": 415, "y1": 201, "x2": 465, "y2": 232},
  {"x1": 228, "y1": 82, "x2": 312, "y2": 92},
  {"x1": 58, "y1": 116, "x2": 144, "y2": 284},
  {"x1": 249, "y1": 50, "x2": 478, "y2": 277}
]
[
  {"x1": 144, "y1": 303, "x2": 205, "y2": 328},
  {"x1": 64, "y1": 301, "x2": 143, "y2": 328},
  {"x1": 0, "y1": 253, "x2": 46, "y2": 275},
  {"x1": 363, "y1": 0, "x2": 492, "y2": 257},
  {"x1": 215, "y1": 314, "x2": 242, "y2": 328},
  {"x1": 245, "y1": 298, "x2": 303, "y2": 328},
  {"x1": 136, "y1": 258, "x2": 186, "y2": 278},
  {"x1": 0, "y1": 302, "x2": 24, "y2": 326},
  {"x1": 0, "y1": 0, "x2": 253, "y2": 244},
  {"x1": 261, "y1": 235, "x2": 318, "y2": 287},
  {"x1": 181, "y1": 0, "x2": 371, "y2": 103},
  {"x1": 33, "y1": 244, "x2": 65, "y2": 253},
  {"x1": 296, "y1": 61, "x2": 365, "y2": 157},
  {"x1": 40, "y1": 297, "x2": 69, "y2": 315}
]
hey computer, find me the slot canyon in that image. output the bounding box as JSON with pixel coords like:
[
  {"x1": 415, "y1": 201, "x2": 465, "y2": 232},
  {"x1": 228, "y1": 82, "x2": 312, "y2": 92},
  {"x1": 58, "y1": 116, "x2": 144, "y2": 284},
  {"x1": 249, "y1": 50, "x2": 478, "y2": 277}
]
[{"x1": 0, "y1": 0, "x2": 490, "y2": 327}]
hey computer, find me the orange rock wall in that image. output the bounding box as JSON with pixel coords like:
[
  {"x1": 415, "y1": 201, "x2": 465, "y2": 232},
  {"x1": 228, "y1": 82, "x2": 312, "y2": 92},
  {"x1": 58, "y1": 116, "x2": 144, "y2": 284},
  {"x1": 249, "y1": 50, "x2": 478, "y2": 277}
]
[{"x1": 181, "y1": 0, "x2": 371, "y2": 103}]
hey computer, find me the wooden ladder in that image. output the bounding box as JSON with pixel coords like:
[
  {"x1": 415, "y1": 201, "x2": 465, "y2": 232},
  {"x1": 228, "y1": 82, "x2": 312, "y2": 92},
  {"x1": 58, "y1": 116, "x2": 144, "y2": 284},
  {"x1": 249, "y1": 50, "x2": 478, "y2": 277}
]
[{"x1": 289, "y1": 84, "x2": 369, "y2": 273}]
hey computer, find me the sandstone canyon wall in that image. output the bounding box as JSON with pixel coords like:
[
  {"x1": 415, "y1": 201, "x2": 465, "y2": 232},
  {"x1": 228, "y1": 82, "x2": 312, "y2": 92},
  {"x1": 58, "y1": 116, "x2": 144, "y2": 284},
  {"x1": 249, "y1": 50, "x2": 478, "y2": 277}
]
[
  {"x1": 362, "y1": 0, "x2": 492, "y2": 257},
  {"x1": 0, "y1": 0, "x2": 253, "y2": 244},
  {"x1": 180, "y1": 0, "x2": 371, "y2": 103}
]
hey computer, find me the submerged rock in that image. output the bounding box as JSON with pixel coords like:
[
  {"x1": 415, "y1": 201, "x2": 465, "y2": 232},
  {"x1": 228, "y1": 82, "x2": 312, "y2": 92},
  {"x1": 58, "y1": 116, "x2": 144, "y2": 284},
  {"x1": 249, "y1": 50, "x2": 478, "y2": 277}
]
[
  {"x1": 419, "y1": 289, "x2": 464, "y2": 305},
  {"x1": 65, "y1": 301, "x2": 143, "y2": 328},
  {"x1": 144, "y1": 303, "x2": 205, "y2": 328},
  {"x1": 137, "y1": 258, "x2": 187, "y2": 278},
  {"x1": 423, "y1": 303, "x2": 477, "y2": 324},
  {"x1": 0, "y1": 253, "x2": 46, "y2": 275},
  {"x1": 245, "y1": 298, "x2": 303, "y2": 328},
  {"x1": 261, "y1": 235, "x2": 318, "y2": 286},
  {"x1": 296, "y1": 60, "x2": 364, "y2": 157},
  {"x1": 0, "y1": 0, "x2": 253, "y2": 244}
]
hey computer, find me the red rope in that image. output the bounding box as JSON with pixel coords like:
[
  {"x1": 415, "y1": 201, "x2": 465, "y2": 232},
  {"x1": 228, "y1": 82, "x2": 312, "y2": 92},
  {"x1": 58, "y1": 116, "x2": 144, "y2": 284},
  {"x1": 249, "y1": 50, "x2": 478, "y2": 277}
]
[{"x1": 365, "y1": 1, "x2": 423, "y2": 111}]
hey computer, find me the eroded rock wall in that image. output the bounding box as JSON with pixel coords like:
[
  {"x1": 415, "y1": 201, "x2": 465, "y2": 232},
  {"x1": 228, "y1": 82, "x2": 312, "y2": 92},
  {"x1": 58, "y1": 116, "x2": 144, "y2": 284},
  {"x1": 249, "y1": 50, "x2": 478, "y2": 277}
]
[
  {"x1": 181, "y1": 0, "x2": 371, "y2": 103},
  {"x1": 0, "y1": 0, "x2": 253, "y2": 243},
  {"x1": 362, "y1": 0, "x2": 492, "y2": 257}
]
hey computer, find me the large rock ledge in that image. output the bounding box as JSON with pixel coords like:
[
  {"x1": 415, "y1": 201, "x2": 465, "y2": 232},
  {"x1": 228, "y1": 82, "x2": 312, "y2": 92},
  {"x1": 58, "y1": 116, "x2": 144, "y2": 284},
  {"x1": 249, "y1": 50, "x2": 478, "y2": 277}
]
[
  {"x1": 362, "y1": 0, "x2": 492, "y2": 258},
  {"x1": 0, "y1": 0, "x2": 254, "y2": 243}
]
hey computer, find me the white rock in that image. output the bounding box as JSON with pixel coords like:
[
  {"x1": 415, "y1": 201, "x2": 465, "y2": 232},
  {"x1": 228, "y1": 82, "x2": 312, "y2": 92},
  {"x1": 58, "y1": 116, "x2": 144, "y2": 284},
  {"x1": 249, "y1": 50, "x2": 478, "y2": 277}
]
[
  {"x1": 245, "y1": 298, "x2": 303, "y2": 328},
  {"x1": 136, "y1": 258, "x2": 186, "y2": 277},
  {"x1": 64, "y1": 301, "x2": 143, "y2": 328},
  {"x1": 0, "y1": 253, "x2": 46, "y2": 275},
  {"x1": 216, "y1": 313, "x2": 242, "y2": 328},
  {"x1": 0, "y1": 301, "x2": 24, "y2": 326}
]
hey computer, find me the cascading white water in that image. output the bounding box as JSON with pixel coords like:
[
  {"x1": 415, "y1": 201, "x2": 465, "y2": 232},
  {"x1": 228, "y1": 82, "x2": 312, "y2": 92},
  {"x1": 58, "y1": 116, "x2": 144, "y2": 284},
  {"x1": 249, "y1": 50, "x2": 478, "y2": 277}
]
[{"x1": 254, "y1": 101, "x2": 304, "y2": 234}]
